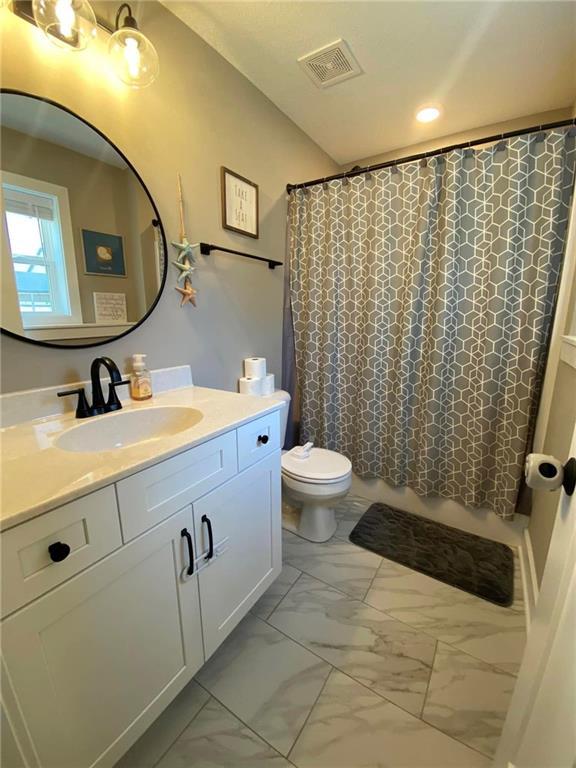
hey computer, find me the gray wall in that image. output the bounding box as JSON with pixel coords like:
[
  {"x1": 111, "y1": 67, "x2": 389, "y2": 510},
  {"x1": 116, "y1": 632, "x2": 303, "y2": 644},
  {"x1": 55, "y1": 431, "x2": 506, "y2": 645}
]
[{"x1": 0, "y1": 2, "x2": 337, "y2": 392}]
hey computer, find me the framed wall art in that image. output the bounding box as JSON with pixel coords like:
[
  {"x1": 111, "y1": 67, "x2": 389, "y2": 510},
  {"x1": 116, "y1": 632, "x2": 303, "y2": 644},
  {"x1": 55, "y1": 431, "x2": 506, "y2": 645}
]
[
  {"x1": 82, "y1": 229, "x2": 126, "y2": 277},
  {"x1": 221, "y1": 167, "x2": 259, "y2": 239}
]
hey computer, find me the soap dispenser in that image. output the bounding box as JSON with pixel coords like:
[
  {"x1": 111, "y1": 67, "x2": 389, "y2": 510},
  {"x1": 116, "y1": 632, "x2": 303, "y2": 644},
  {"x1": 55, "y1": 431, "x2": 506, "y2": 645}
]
[{"x1": 130, "y1": 354, "x2": 153, "y2": 401}]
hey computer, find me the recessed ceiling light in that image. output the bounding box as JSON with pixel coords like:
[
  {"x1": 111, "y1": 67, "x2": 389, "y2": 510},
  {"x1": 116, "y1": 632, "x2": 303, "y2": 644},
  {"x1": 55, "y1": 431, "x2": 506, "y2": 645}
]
[{"x1": 416, "y1": 106, "x2": 441, "y2": 123}]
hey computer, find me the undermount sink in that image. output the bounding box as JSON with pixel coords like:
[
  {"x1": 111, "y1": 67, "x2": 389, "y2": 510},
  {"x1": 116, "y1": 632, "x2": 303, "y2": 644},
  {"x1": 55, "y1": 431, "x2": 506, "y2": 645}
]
[{"x1": 55, "y1": 406, "x2": 204, "y2": 452}]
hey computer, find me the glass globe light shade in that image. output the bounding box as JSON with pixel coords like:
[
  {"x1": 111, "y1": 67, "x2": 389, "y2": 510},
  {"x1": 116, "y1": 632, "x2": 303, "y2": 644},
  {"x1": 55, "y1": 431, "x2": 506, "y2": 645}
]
[
  {"x1": 32, "y1": 0, "x2": 97, "y2": 50},
  {"x1": 108, "y1": 27, "x2": 159, "y2": 88}
]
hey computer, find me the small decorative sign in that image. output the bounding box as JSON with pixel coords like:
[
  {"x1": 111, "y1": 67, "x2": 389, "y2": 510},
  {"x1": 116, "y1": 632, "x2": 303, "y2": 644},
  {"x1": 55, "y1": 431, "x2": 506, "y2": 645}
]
[
  {"x1": 82, "y1": 229, "x2": 126, "y2": 277},
  {"x1": 93, "y1": 292, "x2": 127, "y2": 324},
  {"x1": 221, "y1": 167, "x2": 259, "y2": 239}
]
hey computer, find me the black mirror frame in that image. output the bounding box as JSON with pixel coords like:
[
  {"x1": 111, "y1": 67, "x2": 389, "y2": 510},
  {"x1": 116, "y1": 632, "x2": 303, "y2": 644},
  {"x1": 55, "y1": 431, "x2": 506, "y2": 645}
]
[{"x1": 0, "y1": 88, "x2": 168, "y2": 350}]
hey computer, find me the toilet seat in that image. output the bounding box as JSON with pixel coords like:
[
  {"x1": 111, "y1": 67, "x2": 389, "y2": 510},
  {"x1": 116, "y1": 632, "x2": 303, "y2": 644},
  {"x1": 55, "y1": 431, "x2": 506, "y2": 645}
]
[
  {"x1": 281, "y1": 446, "x2": 352, "y2": 483},
  {"x1": 282, "y1": 467, "x2": 352, "y2": 485}
]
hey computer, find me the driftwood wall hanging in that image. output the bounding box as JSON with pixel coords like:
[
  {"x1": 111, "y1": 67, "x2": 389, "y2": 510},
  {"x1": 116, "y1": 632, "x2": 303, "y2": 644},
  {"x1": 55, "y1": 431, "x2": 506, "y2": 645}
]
[{"x1": 172, "y1": 173, "x2": 198, "y2": 307}]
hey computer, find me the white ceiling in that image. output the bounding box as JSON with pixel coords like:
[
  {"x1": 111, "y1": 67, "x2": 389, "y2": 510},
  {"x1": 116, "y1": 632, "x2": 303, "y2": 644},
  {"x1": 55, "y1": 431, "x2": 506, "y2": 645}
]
[{"x1": 163, "y1": 1, "x2": 576, "y2": 165}]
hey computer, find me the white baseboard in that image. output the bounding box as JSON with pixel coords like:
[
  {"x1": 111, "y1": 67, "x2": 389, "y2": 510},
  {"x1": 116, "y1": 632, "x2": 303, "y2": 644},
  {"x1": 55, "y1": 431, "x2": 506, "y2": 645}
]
[{"x1": 519, "y1": 527, "x2": 539, "y2": 630}]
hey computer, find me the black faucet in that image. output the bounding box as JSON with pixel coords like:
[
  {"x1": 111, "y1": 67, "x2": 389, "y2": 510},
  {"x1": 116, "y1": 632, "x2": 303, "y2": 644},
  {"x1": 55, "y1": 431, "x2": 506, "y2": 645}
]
[
  {"x1": 57, "y1": 357, "x2": 130, "y2": 418},
  {"x1": 90, "y1": 357, "x2": 126, "y2": 415}
]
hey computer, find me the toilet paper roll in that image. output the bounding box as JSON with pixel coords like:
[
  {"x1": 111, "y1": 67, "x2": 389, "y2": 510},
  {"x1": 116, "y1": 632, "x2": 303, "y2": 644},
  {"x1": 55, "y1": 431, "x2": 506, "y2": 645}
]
[
  {"x1": 238, "y1": 376, "x2": 263, "y2": 396},
  {"x1": 244, "y1": 357, "x2": 267, "y2": 379},
  {"x1": 525, "y1": 453, "x2": 564, "y2": 491},
  {"x1": 261, "y1": 373, "x2": 275, "y2": 396}
]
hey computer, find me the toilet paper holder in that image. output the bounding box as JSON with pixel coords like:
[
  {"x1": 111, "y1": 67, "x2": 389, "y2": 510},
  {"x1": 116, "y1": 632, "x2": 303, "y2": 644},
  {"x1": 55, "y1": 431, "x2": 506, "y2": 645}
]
[{"x1": 525, "y1": 454, "x2": 576, "y2": 496}]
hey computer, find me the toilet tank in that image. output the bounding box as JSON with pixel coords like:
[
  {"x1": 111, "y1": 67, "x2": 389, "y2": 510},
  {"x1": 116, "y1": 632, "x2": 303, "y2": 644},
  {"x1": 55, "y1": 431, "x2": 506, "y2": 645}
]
[{"x1": 266, "y1": 390, "x2": 291, "y2": 447}]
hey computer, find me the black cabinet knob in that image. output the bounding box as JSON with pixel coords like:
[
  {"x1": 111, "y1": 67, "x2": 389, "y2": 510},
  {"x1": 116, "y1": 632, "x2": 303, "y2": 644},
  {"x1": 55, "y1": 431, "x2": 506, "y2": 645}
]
[
  {"x1": 48, "y1": 541, "x2": 71, "y2": 563},
  {"x1": 258, "y1": 434, "x2": 269, "y2": 445}
]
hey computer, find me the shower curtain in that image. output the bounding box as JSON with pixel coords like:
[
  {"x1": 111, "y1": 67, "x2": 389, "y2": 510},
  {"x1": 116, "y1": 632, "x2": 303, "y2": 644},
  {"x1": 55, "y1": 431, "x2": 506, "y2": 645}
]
[{"x1": 286, "y1": 128, "x2": 576, "y2": 519}]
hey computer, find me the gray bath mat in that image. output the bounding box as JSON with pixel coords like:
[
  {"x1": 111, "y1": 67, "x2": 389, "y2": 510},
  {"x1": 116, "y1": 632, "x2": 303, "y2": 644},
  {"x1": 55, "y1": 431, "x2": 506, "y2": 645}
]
[{"x1": 349, "y1": 503, "x2": 514, "y2": 607}]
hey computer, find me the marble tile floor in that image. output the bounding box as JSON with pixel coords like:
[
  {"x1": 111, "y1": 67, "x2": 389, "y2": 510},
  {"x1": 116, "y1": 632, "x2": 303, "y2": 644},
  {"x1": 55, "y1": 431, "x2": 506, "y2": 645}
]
[{"x1": 118, "y1": 494, "x2": 525, "y2": 768}]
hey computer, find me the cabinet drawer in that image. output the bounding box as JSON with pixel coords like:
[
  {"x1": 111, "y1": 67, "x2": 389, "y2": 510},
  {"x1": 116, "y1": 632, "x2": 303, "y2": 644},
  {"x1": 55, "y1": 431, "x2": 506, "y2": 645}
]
[
  {"x1": 116, "y1": 431, "x2": 238, "y2": 542},
  {"x1": 1, "y1": 486, "x2": 121, "y2": 618},
  {"x1": 237, "y1": 410, "x2": 280, "y2": 471}
]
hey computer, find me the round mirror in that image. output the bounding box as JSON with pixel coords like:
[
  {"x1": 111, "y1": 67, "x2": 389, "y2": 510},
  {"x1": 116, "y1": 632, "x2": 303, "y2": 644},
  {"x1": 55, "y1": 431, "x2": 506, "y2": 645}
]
[{"x1": 0, "y1": 90, "x2": 167, "y2": 348}]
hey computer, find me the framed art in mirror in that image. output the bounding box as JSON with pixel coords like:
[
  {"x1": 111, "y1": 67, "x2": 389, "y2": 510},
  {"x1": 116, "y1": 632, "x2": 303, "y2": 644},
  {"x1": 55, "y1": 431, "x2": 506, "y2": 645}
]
[{"x1": 82, "y1": 230, "x2": 126, "y2": 277}]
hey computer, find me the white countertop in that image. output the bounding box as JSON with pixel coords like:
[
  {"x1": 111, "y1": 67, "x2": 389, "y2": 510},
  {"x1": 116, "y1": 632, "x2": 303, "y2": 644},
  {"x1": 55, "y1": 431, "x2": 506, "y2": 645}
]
[{"x1": 0, "y1": 386, "x2": 283, "y2": 532}]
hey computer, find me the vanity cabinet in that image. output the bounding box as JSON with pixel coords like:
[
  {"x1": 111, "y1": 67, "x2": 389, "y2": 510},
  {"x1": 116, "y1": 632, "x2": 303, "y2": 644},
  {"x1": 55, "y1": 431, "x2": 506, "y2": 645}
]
[
  {"x1": 1, "y1": 508, "x2": 204, "y2": 768},
  {"x1": 1, "y1": 410, "x2": 282, "y2": 768}
]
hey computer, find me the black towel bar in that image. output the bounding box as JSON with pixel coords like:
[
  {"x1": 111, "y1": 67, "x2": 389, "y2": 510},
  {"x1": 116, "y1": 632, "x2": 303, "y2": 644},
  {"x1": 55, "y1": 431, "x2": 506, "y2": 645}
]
[{"x1": 199, "y1": 242, "x2": 282, "y2": 270}]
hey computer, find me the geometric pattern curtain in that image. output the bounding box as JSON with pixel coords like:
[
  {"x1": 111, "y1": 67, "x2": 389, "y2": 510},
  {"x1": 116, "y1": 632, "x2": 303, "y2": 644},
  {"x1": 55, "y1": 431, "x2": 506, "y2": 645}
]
[{"x1": 287, "y1": 129, "x2": 576, "y2": 519}]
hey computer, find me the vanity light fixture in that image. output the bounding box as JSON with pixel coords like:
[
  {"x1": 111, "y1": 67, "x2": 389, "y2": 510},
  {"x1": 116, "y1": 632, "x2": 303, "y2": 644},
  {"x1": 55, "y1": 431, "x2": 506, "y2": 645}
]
[
  {"x1": 108, "y1": 3, "x2": 159, "y2": 88},
  {"x1": 12, "y1": 1, "x2": 158, "y2": 88},
  {"x1": 416, "y1": 106, "x2": 441, "y2": 123},
  {"x1": 31, "y1": 0, "x2": 97, "y2": 50}
]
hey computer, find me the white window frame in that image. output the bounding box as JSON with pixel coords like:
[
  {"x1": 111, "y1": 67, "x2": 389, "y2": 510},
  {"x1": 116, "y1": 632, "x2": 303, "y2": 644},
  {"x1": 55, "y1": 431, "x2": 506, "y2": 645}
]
[{"x1": 1, "y1": 170, "x2": 82, "y2": 328}]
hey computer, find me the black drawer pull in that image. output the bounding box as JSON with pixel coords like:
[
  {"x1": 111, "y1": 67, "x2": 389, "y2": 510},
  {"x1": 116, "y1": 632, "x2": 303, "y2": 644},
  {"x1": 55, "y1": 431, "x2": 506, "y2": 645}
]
[
  {"x1": 257, "y1": 434, "x2": 269, "y2": 445},
  {"x1": 48, "y1": 541, "x2": 71, "y2": 563},
  {"x1": 181, "y1": 528, "x2": 194, "y2": 575},
  {"x1": 201, "y1": 515, "x2": 214, "y2": 560}
]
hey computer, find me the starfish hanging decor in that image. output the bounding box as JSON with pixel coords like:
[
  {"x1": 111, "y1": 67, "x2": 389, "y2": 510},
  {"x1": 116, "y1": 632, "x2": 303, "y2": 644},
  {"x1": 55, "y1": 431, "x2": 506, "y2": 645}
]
[
  {"x1": 172, "y1": 173, "x2": 198, "y2": 308},
  {"x1": 172, "y1": 260, "x2": 196, "y2": 283},
  {"x1": 171, "y1": 237, "x2": 196, "y2": 264},
  {"x1": 176, "y1": 280, "x2": 197, "y2": 306}
]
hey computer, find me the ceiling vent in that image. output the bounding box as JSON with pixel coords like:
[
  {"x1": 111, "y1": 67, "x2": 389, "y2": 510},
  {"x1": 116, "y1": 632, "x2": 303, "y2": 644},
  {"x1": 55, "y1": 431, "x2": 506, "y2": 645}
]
[{"x1": 298, "y1": 39, "x2": 363, "y2": 89}]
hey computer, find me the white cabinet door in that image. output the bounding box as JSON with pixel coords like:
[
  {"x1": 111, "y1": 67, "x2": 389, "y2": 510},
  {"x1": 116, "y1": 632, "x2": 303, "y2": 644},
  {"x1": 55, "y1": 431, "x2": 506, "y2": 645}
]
[
  {"x1": 193, "y1": 452, "x2": 281, "y2": 658},
  {"x1": 1, "y1": 508, "x2": 204, "y2": 768}
]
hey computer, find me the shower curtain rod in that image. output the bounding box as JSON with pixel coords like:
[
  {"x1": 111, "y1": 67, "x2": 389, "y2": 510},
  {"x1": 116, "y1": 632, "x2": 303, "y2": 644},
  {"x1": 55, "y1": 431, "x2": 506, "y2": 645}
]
[{"x1": 286, "y1": 117, "x2": 576, "y2": 192}]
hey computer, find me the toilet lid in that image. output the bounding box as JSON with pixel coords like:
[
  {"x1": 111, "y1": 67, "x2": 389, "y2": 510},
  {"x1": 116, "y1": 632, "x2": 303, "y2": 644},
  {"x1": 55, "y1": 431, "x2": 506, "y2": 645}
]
[{"x1": 282, "y1": 446, "x2": 352, "y2": 482}]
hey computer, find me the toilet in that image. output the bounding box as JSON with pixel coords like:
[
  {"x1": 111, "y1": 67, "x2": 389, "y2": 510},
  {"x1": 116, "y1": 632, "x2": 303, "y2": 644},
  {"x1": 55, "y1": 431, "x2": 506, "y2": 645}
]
[{"x1": 269, "y1": 391, "x2": 352, "y2": 542}]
